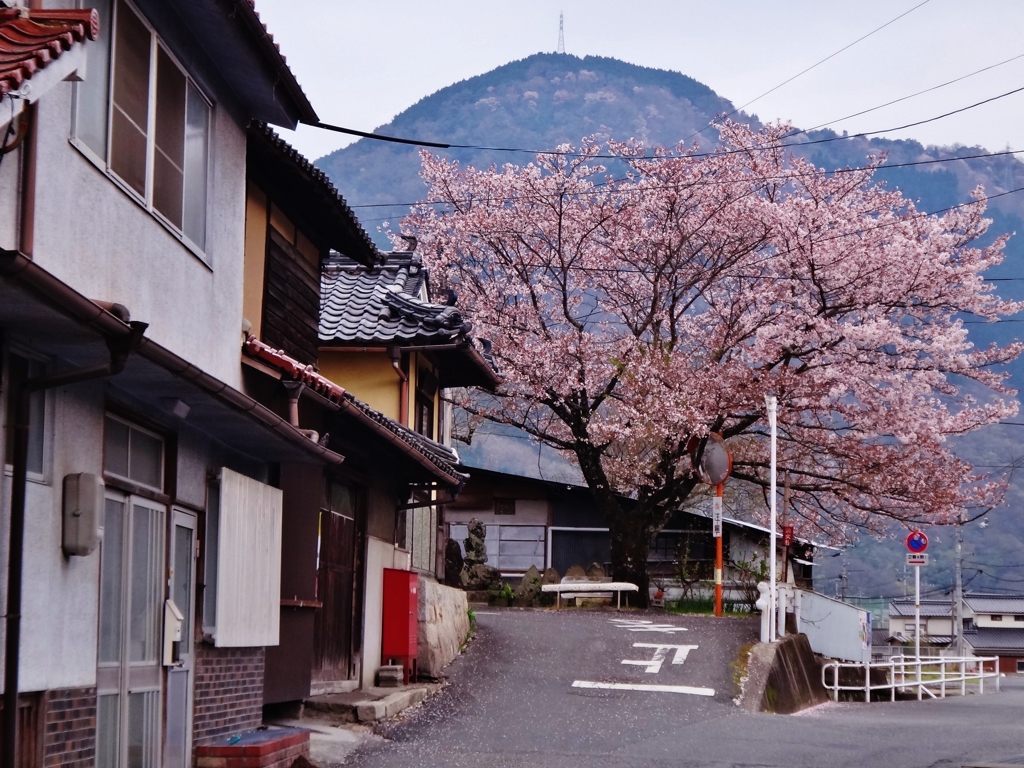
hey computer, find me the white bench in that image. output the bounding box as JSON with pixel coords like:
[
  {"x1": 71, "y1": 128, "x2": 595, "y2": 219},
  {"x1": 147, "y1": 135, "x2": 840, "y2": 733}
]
[{"x1": 541, "y1": 581, "x2": 639, "y2": 610}]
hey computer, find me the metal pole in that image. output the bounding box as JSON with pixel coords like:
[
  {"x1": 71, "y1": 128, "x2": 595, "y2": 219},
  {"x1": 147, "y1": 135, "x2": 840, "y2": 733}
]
[
  {"x1": 714, "y1": 483, "x2": 723, "y2": 617},
  {"x1": 915, "y1": 564, "x2": 922, "y2": 697},
  {"x1": 955, "y1": 511, "x2": 965, "y2": 657},
  {"x1": 766, "y1": 395, "x2": 778, "y2": 641}
]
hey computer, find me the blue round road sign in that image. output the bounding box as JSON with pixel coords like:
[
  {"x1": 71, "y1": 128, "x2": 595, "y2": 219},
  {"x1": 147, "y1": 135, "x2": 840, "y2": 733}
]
[{"x1": 906, "y1": 531, "x2": 929, "y2": 553}]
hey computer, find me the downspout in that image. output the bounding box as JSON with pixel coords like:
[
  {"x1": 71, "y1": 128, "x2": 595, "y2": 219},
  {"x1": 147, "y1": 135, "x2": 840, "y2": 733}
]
[
  {"x1": 18, "y1": 101, "x2": 37, "y2": 257},
  {"x1": 3, "y1": 321, "x2": 147, "y2": 767},
  {"x1": 389, "y1": 347, "x2": 409, "y2": 427}
]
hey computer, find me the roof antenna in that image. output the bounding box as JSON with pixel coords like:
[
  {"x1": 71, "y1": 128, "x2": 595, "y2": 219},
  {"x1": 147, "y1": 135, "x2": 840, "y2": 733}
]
[{"x1": 557, "y1": 11, "x2": 565, "y2": 54}]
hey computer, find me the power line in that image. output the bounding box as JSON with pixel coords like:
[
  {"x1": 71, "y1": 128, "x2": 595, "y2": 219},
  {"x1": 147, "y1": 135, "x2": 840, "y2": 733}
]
[
  {"x1": 311, "y1": 77, "x2": 1024, "y2": 160},
  {"x1": 786, "y1": 50, "x2": 1024, "y2": 138},
  {"x1": 348, "y1": 145, "x2": 1024, "y2": 211},
  {"x1": 688, "y1": 0, "x2": 934, "y2": 141},
  {"x1": 310, "y1": 74, "x2": 1024, "y2": 163}
]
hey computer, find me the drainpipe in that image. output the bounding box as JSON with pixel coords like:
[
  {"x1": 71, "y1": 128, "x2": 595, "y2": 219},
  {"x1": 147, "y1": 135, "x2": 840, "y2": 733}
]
[
  {"x1": 281, "y1": 379, "x2": 319, "y2": 443},
  {"x1": 3, "y1": 321, "x2": 147, "y2": 767},
  {"x1": 18, "y1": 101, "x2": 37, "y2": 257},
  {"x1": 389, "y1": 347, "x2": 409, "y2": 427}
]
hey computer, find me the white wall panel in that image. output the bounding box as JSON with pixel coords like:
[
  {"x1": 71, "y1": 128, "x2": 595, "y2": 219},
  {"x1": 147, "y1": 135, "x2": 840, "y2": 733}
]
[{"x1": 214, "y1": 468, "x2": 282, "y2": 647}]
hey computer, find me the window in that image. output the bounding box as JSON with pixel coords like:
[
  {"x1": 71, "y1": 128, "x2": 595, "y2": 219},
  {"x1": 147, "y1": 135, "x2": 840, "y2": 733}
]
[
  {"x1": 1016, "y1": 615, "x2": 1024, "y2": 622},
  {"x1": 103, "y1": 414, "x2": 164, "y2": 491},
  {"x1": 74, "y1": 0, "x2": 210, "y2": 252},
  {"x1": 414, "y1": 367, "x2": 438, "y2": 439},
  {"x1": 4, "y1": 352, "x2": 47, "y2": 476},
  {"x1": 1018, "y1": 660, "x2": 1024, "y2": 673},
  {"x1": 992, "y1": 615, "x2": 1004, "y2": 622},
  {"x1": 494, "y1": 498, "x2": 515, "y2": 516}
]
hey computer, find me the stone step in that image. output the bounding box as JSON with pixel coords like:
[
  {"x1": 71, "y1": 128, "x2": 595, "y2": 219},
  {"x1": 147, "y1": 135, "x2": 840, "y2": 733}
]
[{"x1": 300, "y1": 683, "x2": 439, "y2": 725}]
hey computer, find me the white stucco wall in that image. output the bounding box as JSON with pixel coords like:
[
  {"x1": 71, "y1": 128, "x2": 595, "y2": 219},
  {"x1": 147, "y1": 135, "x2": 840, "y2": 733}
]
[
  {"x1": 0, "y1": 113, "x2": 19, "y2": 251},
  {"x1": 0, "y1": 382, "x2": 105, "y2": 693},
  {"x1": 28, "y1": 80, "x2": 248, "y2": 388}
]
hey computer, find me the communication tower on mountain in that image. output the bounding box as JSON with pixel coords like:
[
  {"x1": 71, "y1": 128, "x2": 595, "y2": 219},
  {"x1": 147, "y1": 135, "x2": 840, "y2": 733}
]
[{"x1": 557, "y1": 12, "x2": 565, "y2": 54}]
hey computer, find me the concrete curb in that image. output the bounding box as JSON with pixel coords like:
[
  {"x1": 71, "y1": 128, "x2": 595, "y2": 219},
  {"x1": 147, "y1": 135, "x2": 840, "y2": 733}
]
[{"x1": 355, "y1": 686, "x2": 430, "y2": 722}]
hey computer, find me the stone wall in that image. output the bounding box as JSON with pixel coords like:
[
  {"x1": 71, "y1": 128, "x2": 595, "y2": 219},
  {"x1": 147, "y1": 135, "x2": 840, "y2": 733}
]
[{"x1": 417, "y1": 579, "x2": 470, "y2": 679}]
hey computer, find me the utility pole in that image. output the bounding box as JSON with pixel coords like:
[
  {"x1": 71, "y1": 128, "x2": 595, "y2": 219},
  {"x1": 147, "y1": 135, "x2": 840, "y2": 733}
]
[{"x1": 954, "y1": 510, "x2": 965, "y2": 656}]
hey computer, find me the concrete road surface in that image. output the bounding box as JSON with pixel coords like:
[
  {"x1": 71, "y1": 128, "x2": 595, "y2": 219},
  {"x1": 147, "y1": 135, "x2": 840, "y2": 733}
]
[{"x1": 343, "y1": 609, "x2": 1024, "y2": 768}]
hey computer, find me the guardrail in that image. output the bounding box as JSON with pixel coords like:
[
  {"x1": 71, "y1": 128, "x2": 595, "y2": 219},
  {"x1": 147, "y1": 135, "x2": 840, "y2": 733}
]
[{"x1": 822, "y1": 655, "x2": 1001, "y2": 702}]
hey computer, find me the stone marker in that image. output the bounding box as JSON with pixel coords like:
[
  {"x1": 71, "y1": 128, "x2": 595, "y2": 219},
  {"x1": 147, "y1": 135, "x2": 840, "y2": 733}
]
[
  {"x1": 515, "y1": 564, "x2": 543, "y2": 604},
  {"x1": 585, "y1": 562, "x2": 606, "y2": 580},
  {"x1": 443, "y1": 538, "x2": 464, "y2": 588},
  {"x1": 564, "y1": 564, "x2": 587, "y2": 580},
  {"x1": 541, "y1": 567, "x2": 560, "y2": 584},
  {"x1": 460, "y1": 518, "x2": 501, "y2": 590}
]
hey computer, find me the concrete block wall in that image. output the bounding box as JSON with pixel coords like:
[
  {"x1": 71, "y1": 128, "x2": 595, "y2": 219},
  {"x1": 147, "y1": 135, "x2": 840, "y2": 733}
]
[{"x1": 418, "y1": 580, "x2": 470, "y2": 678}]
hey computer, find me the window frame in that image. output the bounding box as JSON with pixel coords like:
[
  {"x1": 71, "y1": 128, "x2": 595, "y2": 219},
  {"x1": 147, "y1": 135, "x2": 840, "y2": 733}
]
[
  {"x1": 102, "y1": 413, "x2": 166, "y2": 493},
  {"x1": 71, "y1": 0, "x2": 212, "y2": 263}
]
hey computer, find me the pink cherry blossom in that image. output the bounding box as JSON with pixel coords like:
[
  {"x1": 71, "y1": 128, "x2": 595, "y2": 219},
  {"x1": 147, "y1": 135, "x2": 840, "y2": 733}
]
[{"x1": 402, "y1": 121, "x2": 1022, "y2": 595}]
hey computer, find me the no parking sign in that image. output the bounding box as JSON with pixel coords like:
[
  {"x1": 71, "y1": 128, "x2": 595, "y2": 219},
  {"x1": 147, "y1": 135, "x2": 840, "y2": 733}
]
[{"x1": 906, "y1": 531, "x2": 929, "y2": 554}]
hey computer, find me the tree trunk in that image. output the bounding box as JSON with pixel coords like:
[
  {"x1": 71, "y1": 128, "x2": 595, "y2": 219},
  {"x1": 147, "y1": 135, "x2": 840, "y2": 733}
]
[{"x1": 607, "y1": 510, "x2": 652, "y2": 608}]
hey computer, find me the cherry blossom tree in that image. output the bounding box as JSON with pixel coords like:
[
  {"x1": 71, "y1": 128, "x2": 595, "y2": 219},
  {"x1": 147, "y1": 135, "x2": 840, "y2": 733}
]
[{"x1": 403, "y1": 121, "x2": 1022, "y2": 600}]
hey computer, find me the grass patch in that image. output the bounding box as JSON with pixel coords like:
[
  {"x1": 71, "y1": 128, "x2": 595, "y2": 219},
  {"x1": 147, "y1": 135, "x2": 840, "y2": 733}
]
[
  {"x1": 731, "y1": 640, "x2": 757, "y2": 697},
  {"x1": 666, "y1": 597, "x2": 748, "y2": 615}
]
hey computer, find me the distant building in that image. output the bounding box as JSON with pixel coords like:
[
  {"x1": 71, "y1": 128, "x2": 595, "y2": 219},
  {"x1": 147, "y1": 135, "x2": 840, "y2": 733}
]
[
  {"x1": 885, "y1": 594, "x2": 1024, "y2": 673},
  {"x1": 445, "y1": 466, "x2": 820, "y2": 600}
]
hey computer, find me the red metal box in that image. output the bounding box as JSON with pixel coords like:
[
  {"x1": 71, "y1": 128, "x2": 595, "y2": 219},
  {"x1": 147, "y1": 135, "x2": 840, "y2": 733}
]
[{"x1": 381, "y1": 568, "x2": 419, "y2": 658}]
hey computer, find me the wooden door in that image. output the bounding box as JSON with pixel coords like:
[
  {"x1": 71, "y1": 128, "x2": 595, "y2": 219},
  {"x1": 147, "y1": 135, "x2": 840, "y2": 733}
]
[{"x1": 313, "y1": 480, "x2": 363, "y2": 682}]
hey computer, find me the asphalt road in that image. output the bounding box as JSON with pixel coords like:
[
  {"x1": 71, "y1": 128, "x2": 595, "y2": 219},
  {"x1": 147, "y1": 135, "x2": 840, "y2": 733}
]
[{"x1": 345, "y1": 609, "x2": 1024, "y2": 768}]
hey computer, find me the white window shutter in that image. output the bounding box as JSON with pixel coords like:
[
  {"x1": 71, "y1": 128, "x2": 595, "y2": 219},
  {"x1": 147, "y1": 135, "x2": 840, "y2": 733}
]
[{"x1": 214, "y1": 468, "x2": 282, "y2": 647}]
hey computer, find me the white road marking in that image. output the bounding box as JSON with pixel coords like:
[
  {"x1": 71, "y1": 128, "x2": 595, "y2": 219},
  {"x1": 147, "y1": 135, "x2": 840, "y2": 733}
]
[
  {"x1": 609, "y1": 619, "x2": 688, "y2": 634},
  {"x1": 572, "y1": 680, "x2": 715, "y2": 696},
  {"x1": 622, "y1": 643, "x2": 698, "y2": 673}
]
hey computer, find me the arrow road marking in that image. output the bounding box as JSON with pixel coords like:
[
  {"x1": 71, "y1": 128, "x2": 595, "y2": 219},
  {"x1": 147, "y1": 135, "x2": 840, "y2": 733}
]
[
  {"x1": 572, "y1": 680, "x2": 715, "y2": 696},
  {"x1": 622, "y1": 643, "x2": 698, "y2": 674},
  {"x1": 610, "y1": 619, "x2": 689, "y2": 634}
]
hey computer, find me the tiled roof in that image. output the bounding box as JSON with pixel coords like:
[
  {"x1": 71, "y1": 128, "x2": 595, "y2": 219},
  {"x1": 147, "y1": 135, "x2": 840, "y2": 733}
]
[
  {"x1": 889, "y1": 600, "x2": 953, "y2": 618},
  {"x1": 964, "y1": 595, "x2": 1024, "y2": 615},
  {"x1": 243, "y1": 335, "x2": 464, "y2": 486},
  {"x1": 0, "y1": 8, "x2": 98, "y2": 97},
  {"x1": 249, "y1": 124, "x2": 380, "y2": 265},
  {"x1": 965, "y1": 627, "x2": 1024, "y2": 653},
  {"x1": 320, "y1": 251, "x2": 473, "y2": 345}
]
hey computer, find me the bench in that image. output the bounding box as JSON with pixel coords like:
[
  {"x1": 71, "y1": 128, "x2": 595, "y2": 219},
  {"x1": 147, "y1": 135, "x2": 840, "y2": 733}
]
[{"x1": 541, "y1": 581, "x2": 639, "y2": 610}]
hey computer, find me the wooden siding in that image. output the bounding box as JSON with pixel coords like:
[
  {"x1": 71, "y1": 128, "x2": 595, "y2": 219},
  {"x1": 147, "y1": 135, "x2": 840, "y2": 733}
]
[
  {"x1": 261, "y1": 227, "x2": 320, "y2": 366},
  {"x1": 215, "y1": 468, "x2": 283, "y2": 647}
]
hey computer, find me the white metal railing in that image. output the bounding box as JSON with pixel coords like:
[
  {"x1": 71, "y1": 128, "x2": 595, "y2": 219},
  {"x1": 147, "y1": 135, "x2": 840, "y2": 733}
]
[{"x1": 822, "y1": 655, "x2": 1001, "y2": 702}]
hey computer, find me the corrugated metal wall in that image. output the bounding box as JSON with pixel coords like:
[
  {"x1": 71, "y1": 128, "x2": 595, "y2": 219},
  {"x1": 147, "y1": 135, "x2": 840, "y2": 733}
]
[{"x1": 215, "y1": 468, "x2": 283, "y2": 647}]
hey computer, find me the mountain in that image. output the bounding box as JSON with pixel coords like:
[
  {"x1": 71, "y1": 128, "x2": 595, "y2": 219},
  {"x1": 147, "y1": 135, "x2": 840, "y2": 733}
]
[{"x1": 316, "y1": 53, "x2": 1024, "y2": 598}]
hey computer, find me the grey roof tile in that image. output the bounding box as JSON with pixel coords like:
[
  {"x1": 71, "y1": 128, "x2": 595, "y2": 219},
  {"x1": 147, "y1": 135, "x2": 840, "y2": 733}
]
[
  {"x1": 889, "y1": 600, "x2": 953, "y2": 618},
  {"x1": 964, "y1": 595, "x2": 1024, "y2": 615},
  {"x1": 965, "y1": 627, "x2": 1024, "y2": 652},
  {"x1": 320, "y1": 251, "x2": 472, "y2": 345}
]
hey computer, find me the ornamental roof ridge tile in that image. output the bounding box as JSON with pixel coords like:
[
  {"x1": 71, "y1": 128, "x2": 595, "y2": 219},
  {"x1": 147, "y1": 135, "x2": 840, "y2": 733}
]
[
  {"x1": 320, "y1": 250, "x2": 474, "y2": 345},
  {"x1": 253, "y1": 123, "x2": 380, "y2": 262},
  {"x1": 0, "y1": 8, "x2": 98, "y2": 97}
]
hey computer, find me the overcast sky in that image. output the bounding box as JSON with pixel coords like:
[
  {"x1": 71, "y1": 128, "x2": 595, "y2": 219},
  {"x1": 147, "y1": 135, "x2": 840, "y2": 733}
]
[{"x1": 255, "y1": 0, "x2": 1024, "y2": 164}]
